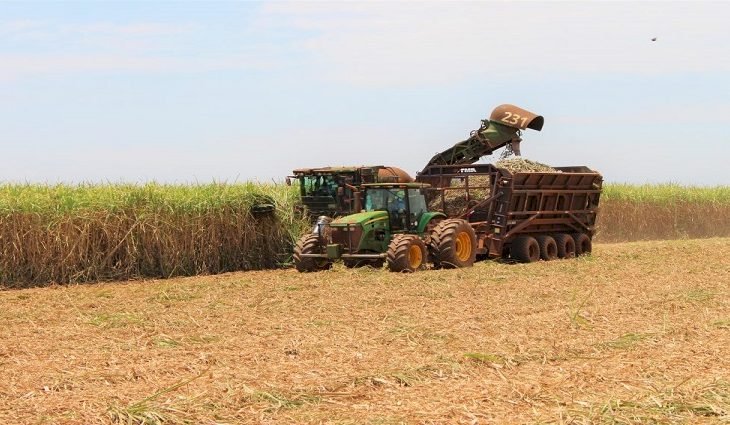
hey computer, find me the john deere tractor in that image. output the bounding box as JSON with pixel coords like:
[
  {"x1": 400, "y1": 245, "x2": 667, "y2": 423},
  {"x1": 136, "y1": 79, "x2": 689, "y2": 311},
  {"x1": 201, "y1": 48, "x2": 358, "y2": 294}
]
[{"x1": 293, "y1": 183, "x2": 478, "y2": 273}]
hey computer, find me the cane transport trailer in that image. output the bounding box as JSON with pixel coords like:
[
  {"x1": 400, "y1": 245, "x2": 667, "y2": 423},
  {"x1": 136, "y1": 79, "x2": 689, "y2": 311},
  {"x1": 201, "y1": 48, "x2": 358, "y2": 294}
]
[{"x1": 417, "y1": 163, "x2": 602, "y2": 262}]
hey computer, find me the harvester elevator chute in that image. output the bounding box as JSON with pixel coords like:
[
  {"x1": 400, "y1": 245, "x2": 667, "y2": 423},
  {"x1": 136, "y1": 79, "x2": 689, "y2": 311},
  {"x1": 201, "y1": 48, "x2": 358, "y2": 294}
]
[{"x1": 420, "y1": 104, "x2": 543, "y2": 175}]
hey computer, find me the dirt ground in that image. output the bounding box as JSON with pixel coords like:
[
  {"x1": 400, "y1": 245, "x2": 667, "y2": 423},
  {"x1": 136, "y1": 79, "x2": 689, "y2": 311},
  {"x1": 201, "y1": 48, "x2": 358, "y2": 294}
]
[{"x1": 1, "y1": 238, "x2": 729, "y2": 424}]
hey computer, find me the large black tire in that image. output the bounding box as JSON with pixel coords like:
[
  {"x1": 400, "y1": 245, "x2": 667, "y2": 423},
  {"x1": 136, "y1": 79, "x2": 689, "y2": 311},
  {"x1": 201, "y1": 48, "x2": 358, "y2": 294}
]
[
  {"x1": 572, "y1": 233, "x2": 592, "y2": 256},
  {"x1": 553, "y1": 233, "x2": 576, "y2": 259},
  {"x1": 511, "y1": 236, "x2": 540, "y2": 263},
  {"x1": 386, "y1": 235, "x2": 427, "y2": 273},
  {"x1": 535, "y1": 235, "x2": 558, "y2": 261},
  {"x1": 430, "y1": 219, "x2": 477, "y2": 269},
  {"x1": 293, "y1": 234, "x2": 332, "y2": 272}
]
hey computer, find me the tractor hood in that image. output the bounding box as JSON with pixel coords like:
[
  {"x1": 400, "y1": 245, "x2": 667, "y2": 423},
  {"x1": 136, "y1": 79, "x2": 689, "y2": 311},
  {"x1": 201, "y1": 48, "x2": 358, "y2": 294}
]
[{"x1": 331, "y1": 211, "x2": 387, "y2": 226}]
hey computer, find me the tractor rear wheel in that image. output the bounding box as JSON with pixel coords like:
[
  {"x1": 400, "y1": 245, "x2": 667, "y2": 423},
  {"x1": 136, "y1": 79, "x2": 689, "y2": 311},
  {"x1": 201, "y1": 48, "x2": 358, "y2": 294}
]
[
  {"x1": 535, "y1": 235, "x2": 558, "y2": 261},
  {"x1": 293, "y1": 234, "x2": 332, "y2": 272},
  {"x1": 553, "y1": 233, "x2": 576, "y2": 259},
  {"x1": 511, "y1": 236, "x2": 540, "y2": 263},
  {"x1": 430, "y1": 219, "x2": 477, "y2": 269},
  {"x1": 386, "y1": 235, "x2": 427, "y2": 273},
  {"x1": 572, "y1": 233, "x2": 592, "y2": 256}
]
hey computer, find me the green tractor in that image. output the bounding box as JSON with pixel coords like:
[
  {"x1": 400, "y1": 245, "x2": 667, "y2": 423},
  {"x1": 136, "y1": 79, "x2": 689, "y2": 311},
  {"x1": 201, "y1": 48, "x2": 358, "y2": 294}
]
[{"x1": 293, "y1": 183, "x2": 478, "y2": 273}]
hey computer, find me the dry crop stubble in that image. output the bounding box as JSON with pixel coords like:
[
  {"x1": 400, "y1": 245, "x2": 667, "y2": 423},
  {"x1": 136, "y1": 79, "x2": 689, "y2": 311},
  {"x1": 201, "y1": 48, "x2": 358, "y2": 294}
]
[{"x1": 1, "y1": 238, "x2": 728, "y2": 424}]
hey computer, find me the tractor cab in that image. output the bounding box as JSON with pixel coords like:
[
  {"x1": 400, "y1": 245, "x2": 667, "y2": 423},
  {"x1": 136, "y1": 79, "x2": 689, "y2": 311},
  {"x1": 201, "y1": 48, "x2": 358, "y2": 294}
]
[
  {"x1": 362, "y1": 183, "x2": 429, "y2": 232},
  {"x1": 289, "y1": 167, "x2": 363, "y2": 219}
]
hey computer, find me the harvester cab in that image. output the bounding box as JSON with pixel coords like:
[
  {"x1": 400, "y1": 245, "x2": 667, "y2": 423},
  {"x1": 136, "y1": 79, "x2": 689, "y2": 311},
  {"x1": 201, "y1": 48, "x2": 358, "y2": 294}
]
[
  {"x1": 293, "y1": 182, "x2": 480, "y2": 273},
  {"x1": 289, "y1": 165, "x2": 413, "y2": 221}
]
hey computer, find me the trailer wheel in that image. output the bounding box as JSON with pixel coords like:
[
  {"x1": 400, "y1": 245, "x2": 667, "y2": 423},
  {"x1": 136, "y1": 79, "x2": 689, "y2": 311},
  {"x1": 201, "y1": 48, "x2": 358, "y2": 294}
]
[
  {"x1": 511, "y1": 236, "x2": 540, "y2": 263},
  {"x1": 293, "y1": 234, "x2": 332, "y2": 272},
  {"x1": 430, "y1": 219, "x2": 477, "y2": 269},
  {"x1": 572, "y1": 233, "x2": 592, "y2": 256},
  {"x1": 553, "y1": 233, "x2": 576, "y2": 259},
  {"x1": 387, "y1": 235, "x2": 426, "y2": 273},
  {"x1": 535, "y1": 235, "x2": 558, "y2": 261}
]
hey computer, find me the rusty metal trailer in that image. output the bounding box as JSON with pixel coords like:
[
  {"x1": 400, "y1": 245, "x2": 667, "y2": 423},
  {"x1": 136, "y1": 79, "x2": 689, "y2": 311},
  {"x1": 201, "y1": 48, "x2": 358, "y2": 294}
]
[{"x1": 417, "y1": 164, "x2": 602, "y2": 262}]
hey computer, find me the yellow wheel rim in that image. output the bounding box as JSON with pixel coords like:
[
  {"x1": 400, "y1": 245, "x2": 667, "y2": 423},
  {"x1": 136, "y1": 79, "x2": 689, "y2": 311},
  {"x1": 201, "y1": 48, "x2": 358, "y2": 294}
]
[
  {"x1": 408, "y1": 244, "x2": 423, "y2": 269},
  {"x1": 455, "y1": 232, "x2": 472, "y2": 262}
]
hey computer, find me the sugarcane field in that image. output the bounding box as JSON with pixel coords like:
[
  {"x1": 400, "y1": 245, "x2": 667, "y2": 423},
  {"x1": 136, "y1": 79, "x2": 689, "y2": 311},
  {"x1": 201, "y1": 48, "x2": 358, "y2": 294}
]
[{"x1": 2, "y1": 2, "x2": 729, "y2": 425}]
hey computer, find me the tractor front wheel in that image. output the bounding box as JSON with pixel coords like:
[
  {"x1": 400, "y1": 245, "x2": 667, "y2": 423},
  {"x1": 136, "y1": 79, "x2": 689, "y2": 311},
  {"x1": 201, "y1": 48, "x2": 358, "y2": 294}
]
[
  {"x1": 430, "y1": 219, "x2": 477, "y2": 269},
  {"x1": 293, "y1": 234, "x2": 332, "y2": 272},
  {"x1": 386, "y1": 235, "x2": 427, "y2": 273}
]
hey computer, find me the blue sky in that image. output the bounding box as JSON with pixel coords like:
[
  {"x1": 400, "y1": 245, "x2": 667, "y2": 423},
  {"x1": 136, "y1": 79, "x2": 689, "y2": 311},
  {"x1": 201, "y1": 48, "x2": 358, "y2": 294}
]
[{"x1": 1, "y1": 1, "x2": 729, "y2": 185}]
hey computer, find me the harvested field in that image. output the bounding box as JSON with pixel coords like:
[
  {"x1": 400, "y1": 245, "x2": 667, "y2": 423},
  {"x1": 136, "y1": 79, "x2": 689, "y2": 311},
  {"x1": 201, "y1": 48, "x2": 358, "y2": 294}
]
[{"x1": 1, "y1": 238, "x2": 728, "y2": 424}]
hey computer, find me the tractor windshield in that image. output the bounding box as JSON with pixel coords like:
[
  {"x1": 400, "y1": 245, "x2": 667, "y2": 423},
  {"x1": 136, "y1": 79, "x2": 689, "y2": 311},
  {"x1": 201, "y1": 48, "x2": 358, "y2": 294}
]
[
  {"x1": 408, "y1": 190, "x2": 427, "y2": 219},
  {"x1": 366, "y1": 187, "x2": 426, "y2": 230},
  {"x1": 300, "y1": 174, "x2": 338, "y2": 197},
  {"x1": 365, "y1": 188, "x2": 406, "y2": 212}
]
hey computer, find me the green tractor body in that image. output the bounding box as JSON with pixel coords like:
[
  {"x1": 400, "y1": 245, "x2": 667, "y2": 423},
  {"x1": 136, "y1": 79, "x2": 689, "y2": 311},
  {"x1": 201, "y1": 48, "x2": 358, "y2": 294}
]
[{"x1": 294, "y1": 183, "x2": 477, "y2": 273}]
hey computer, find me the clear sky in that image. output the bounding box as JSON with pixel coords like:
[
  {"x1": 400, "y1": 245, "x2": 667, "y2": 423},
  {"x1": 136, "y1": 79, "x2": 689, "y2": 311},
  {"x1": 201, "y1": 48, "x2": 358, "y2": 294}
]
[{"x1": 1, "y1": 1, "x2": 728, "y2": 185}]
